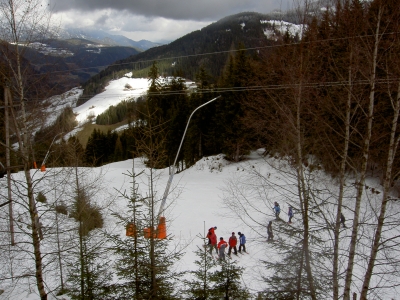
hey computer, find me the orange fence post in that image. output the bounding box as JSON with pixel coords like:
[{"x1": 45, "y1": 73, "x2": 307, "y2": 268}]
[
  {"x1": 157, "y1": 217, "x2": 167, "y2": 239},
  {"x1": 126, "y1": 222, "x2": 136, "y2": 237}
]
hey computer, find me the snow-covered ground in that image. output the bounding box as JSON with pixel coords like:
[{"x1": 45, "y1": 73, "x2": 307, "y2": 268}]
[
  {"x1": 73, "y1": 77, "x2": 149, "y2": 125},
  {"x1": 1, "y1": 149, "x2": 397, "y2": 299}
]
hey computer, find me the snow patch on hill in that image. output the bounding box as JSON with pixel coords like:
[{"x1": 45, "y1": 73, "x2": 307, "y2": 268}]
[
  {"x1": 261, "y1": 19, "x2": 305, "y2": 38},
  {"x1": 72, "y1": 77, "x2": 196, "y2": 126}
]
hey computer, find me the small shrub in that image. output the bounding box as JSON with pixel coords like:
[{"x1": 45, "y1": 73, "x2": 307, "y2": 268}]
[
  {"x1": 56, "y1": 288, "x2": 69, "y2": 296},
  {"x1": 36, "y1": 191, "x2": 47, "y2": 203},
  {"x1": 55, "y1": 202, "x2": 68, "y2": 215}
]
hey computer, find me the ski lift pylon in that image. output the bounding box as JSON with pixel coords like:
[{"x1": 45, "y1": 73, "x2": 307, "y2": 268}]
[{"x1": 143, "y1": 96, "x2": 221, "y2": 239}]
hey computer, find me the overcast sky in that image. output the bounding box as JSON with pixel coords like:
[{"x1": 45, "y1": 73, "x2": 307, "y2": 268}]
[{"x1": 49, "y1": 0, "x2": 295, "y2": 43}]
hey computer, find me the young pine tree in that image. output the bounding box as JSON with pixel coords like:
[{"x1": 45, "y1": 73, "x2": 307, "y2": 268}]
[
  {"x1": 209, "y1": 260, "x2": 250, "y2": 300},
  {"x1": 184, "y1": 238, "x2": 217, "y2": 299},
  {"x1": 66, "y1": 169, "x2": 112, "y2": 300}
]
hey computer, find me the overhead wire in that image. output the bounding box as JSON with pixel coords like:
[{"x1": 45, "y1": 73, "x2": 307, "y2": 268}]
[
  {"x1": 27, "y1": 30, "x2": 400, "y2": 76},
  {"x1": 41, "y1": 77, "x2": 400, "y2": 101},
  {"x1": 3, "y1": 30, "x2": 399, "y2": 103}
]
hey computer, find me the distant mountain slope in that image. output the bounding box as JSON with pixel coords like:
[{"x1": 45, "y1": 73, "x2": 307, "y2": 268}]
[
  {"x1": 21, "y1": 38, "x2": 141, "y2": 93},
  {"x1": 80, "y1": 11, "x2": 301, "y2": 101},
  {"x1": 58, "y1": 27, "x2": 162, "y2": 50}
]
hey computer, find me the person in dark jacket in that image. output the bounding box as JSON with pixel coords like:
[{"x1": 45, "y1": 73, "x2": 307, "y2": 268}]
[
  {"x1": 238, "y1": 232, "x2": 246, "y2": 253},
  {"x1": 288, "y1": 206, "x2": 294, "y2": 223},
  {"x1": 267, "y1": 221, "x2": 274, "y2": 241},
  {"x1": 340, "y1": 213, "x2": 346, "y2": 228},
  {"x1": 228, "y1": 232, "x2": 238, "y2": 256}
]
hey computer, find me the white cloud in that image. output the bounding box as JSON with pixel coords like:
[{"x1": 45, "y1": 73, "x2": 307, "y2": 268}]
[
  {"x1": 54, "y1": 9, "x2": 210, "y2": 42},
  {"x1": 50, "y1": 0, "x2": 295, "y2": 43}
]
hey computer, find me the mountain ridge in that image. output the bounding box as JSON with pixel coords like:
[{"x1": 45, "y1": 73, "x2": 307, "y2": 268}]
[
  {"x1": 78, "y1": 11, "x2": 301, "y2": 103},
  {"x1": 57, "y1": 27, "x2": 163, "y2": 51}
]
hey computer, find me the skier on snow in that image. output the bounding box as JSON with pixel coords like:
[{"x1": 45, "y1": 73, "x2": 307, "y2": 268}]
[
  {"x1": 207, "y1": 226, "x2": 218, "y2": 255},
  {"x1": 288, "y1": 206, "x2": 294, "y2": 224},
  {"x1": 238, "y1": 232, "x2": 246, "y2": 253},
  {"x1": 218, "y1": 237, "x2": 228, "y2": 260},
  {"x1": 267, "y1": 221, "x2": 274, "y2": 241},
  {"x1": 273, "y1": 202, "x2": 281, "y2": 219},
  {"x1": 228, "y1": 232, "x2": 238, "y2": 256}
]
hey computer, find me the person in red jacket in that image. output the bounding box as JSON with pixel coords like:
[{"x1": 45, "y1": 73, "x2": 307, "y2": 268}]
[
  {"x1": 207, "y1": 226, "x2": 218, "y2": 255},
  {"x1": 217, "y1": 237, "x2": 228, "y2": 260},
  {"x1": 228, "y1": 232, "x2": 238, "y2": 256}
]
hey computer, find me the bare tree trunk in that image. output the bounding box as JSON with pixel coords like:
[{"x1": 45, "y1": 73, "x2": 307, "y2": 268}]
[
  {"x1": 333, "y1": 51, "x2": 352, "y2": 300},
  {"x1": 52, "y1": 169, "x2": 65, "y2": 292},
  {"x1": 360, "y1": 80, "x2": 400, "y2": 299},
  {"x1": 295, "y1": 92, "x2": 316, "y2": 300},
  {"x1": 0, "y1": 1, "x2": 58, "y2": 298},
  {"x1": 343, "y1": 7, "x2": 382, "y2": 300},
  {"x1": 150, "y1": 167, "x2": 157, "y2": 297},
  {"x1": 8, "y1": 81, "x2": 47, "y2": 300},
  {"x1": 4, "y1": 86, "x2": 15, "y2": 246},
  {"x1": 27, "y1": 170, "x2": 47, "y2": 300},
  {"x1": 296, "y1": 245, "x2": 304, "y2": 300}
]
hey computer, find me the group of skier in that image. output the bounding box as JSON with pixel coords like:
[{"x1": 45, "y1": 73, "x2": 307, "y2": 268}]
[
  {"x1": 273, "y1": 202, "x2": 293, "y2": 223},
  {"x1": 270, "y1": 202, "x2": 347, "y2": 240},
  {"x1": 208, "y1": 203, "x2": 347, "y2": 257},
  {"x1": 268, "y1": 202, "x2": 293, "y2": 241},
  {"x1": 207, "y1": 227, "x2": 247, "y2": 261}
]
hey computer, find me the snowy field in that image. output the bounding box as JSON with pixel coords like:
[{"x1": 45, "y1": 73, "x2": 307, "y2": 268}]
[{"x1": 1, "y1": 150, "x2": 398, "y2": 299}]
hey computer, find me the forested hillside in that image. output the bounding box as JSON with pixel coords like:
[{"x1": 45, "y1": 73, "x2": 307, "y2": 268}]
[
  {"x1": 77, "y1": 11, "x2": 300, "y2": 104},
  {"x1": 22, "y1": 38, "x2": 141, "y2": 92},
  {"x1": 31, "y1": 0, "x2": 400, "y2": 184}
]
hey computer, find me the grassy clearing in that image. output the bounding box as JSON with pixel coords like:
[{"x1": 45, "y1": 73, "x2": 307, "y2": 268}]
[{"x1": 76, "y1": 120, "x2": 128, "y2": 148}]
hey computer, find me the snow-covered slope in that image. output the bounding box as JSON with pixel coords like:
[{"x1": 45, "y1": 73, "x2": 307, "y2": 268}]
[
  {"x1": 73, "y1": 75, "x2": 195, "y2": 126},
  {"x1": 1, "y1": 147, "x2": 397, "y2": 299}
]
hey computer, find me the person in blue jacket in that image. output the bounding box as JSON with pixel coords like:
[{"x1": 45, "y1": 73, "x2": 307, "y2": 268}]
[
  {"x1": 238, "y1": 232, "x2": 246, "y2": 253},
  {"x1": 273, "y1": 202, "x2": 281, "y2": 219}
]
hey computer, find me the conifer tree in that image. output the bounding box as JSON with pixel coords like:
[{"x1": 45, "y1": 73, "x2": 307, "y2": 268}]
[
  {"x1": 184, "y1": 67, "x2": 219, "y2": 165},
  {"x1": 110, "y1": 102, "x2": 184, "y2": 299},
  {"x1": 184, "y1": 238, "x2": 217, "y2": 299},
  {"x1": 108, "y1": 167, "x2": 152, "y2": 299},
  {"x1": 163, "y1": 76, "x2": 189, "y2": 170},
  {"x1": 209, "y1": 260, "x2": 250, "y2": 299},
  {"x1": 66, "y1": 174, "x2": 112, "y2": 300},
  {"x1": 216, "y1": 46, "x2": 253, "y2": 162}
]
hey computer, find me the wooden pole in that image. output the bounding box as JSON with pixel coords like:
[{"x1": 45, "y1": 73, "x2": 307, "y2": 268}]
[{"x1": 4, "y1": 83, "x2": 15, "y2": 245}]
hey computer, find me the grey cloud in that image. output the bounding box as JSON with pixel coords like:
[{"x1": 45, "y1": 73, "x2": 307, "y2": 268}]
[
  {"x1": 50, "y1": 0, "x2": 290, "y2": 21},
  {"x1": 95, "y1": 13, "x2": 110, "y2": 27}
]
